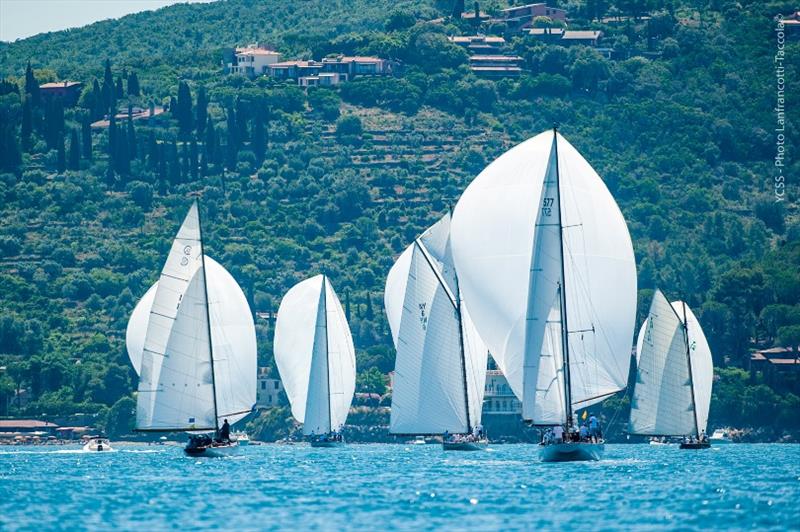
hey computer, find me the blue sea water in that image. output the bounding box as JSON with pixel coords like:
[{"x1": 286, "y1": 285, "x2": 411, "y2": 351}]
[{"x1": 0, "y1": 443, "x2": 798, "y2": 531}]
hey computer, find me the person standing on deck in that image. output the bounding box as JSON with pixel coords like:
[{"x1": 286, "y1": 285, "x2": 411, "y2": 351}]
[
  {"x1": 219, "y1": 419, "x2": 231, "y2": 442},
  {"x1": 588, "y1": 415, "x2": 600, "y2": 443}
]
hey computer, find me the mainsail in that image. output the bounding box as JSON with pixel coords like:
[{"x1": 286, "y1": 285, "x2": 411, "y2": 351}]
[
  {"x1": 127, "y1": 256, "x2": 256, "y2": 426},
  {"x1": 384, "y1": 214, "x2": 488, "y2": 435},
  {"x1": 274, "y1": 275, "x2": 356, "y2": 435},
  {"x1": 136, "y1": 203, "x2": 215, "y2": 431},
  {"x1": 451, "y1": 130, "x2": 637, "y2": 424},
  {"x1": 629, "y1": 292, "x2": 713, "y2": 436}
]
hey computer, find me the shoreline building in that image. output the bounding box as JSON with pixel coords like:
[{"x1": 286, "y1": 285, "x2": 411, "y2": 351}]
[
  {"x1": 256, "y1": 367, "x2": 284, "y2": 409},
  {"x1": 228, "y1": 46, "x2": 281, "y2": 77}
]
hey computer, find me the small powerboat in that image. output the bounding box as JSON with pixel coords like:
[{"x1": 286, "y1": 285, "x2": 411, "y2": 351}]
[
  {"x1": 184, "y1": 434, "x2": 239, "y2": 457},
  {"x1": 709, "y1": 429, "x2": 734, "y2": 444},
  {"x1": 649, "y1": 437, "x2": 672, "y2": 446},
  {"x1": 408, "y1": 436, "x2": 427, "y2": 445},
  {"x1": 232, "y1": 431, "x2": 250, "y2": 446},
  {"x1": 83, "y1": 437, "x2": 113, "y2": 452}
]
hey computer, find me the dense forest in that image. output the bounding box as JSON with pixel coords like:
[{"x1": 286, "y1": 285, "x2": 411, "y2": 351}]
[{"x1": 0, "y1": 0, "x2": 798, "y2": 439}]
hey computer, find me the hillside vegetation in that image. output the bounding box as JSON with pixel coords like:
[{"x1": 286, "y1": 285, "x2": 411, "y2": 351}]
[{"x1": 0, "y1": 0, "x2": 798, "y2": 438}]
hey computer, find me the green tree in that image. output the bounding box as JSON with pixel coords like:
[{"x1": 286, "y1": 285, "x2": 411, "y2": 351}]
[{"x1": 67, "y1": 128, "x2": 80, "y2": 170}]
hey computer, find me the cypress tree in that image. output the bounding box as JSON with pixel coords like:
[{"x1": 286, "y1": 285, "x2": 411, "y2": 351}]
[
  {"x1": 115, "y1": 76, "x2": 124, "y2": 99},
  {"x1": 452, "y1": 0, "x2": 465, "y2": 19},
  {"x1": 168, "y1": 140, "x2": 180, "y2": 184},
  {"x1": 147, "y1": 131, "x2": 158, "y2": 170},
  {"x1": 24, "y1": 62, "x2": 40, "y2": 107},
  {"x1": 103, "y1": 59, "x2": 114, "y2": 113},
  {"x1": 235, "y1": 96, "x2": 248, "y2": 143},
  {"x1": 199, "y1": 151, "x2": 208, "y2": 177},
  {"x1": 106, "y1": 165, "x2": 116, "y2": 188},
  {"x1": 253, "y1": 109, "x2": 266, "y2": 165},
  {"x1": 225, "y1": 103, "x2": 238, "y2": 170},
  {"x1": 127, "y1": 71, "x2": 140, "y2": 96},
  {"x1": 126, "y1": 115, "x2": 137, "y2": 161},
  {"x1": 181, "y1": 142, "x2": 190, "y2": 181},
  {"x1": 196, "y1": 86, "x2": 207, "y2": 137},
  {"x1": 117, "y1": 125, "x2": 129, "y2": 176},
  {"x1": 81, "y1": 115, "x2": 92, "y2": 160},
  {"x1": 176, "y1": 81, "x2": 193, "y2": 139},
  {"x1": 190, "y1": 139, "x2": 199, "y2": 181},
  {"x1": 157, "y1": 144, "x2": 168, "y2": 188},
  {"x1": 68, "y1": 129, "x2": 80, "y2": 171},
  {"x1": 108, "y1": 113, "x2": 117, "y2": 173},
  {"x1": 21, "y1": 97, "x2": 32, "y2": 150},
  {"x1": 365, "y1": 292, "x2": 374, "y2": 319},
  {"x1": 345, "y1": 290, "x2": 351, "y2": 321},
  {"x1": 91, "y1": 79, "x2": 104, "y2": 120},
  {"x1": 1, "y1": 126, "x2": 22, "y2": 173},
  {"x1": 56, "y1": 134, "x2": 66, "y2": 173}
]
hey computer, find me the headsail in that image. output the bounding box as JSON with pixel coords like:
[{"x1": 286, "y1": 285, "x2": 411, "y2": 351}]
[
  {"x1": 385, "y1": 214, "x2": 488, "y2": 435},
  {"x1": 451, "y1": 130, "x2": 637, "y2": 422},
  {"x1": 126, "y1": 257, "x2": 257, "y2": 425},
  {"x1": 274, "y1": 275, "x2": 356, "y2": 435},
  {"x1": 136, "y1": 202, "x2": 216, "y2": 431}
]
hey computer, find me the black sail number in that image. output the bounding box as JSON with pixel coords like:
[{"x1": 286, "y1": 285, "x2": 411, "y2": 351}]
[{"x1": 542, "y1": 197, "x2": 554, "y2": 217}]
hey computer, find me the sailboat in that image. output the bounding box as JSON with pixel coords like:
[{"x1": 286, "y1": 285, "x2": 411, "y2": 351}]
[
  {"x1": 629, "y1": 289, "x2": 713, "y2": 449},
  {"x1": 451, "y1": 128, "x2": 637, "y2": 462},
  {"x1": 274, "y1": 275, "x2": 356, "y2": 447},
  {"x1": 129, "y1": 201, "x2": 256, "y2": 457},
  {"x1": 384, "y1": 213, "x2": 489, "y2": 451}
]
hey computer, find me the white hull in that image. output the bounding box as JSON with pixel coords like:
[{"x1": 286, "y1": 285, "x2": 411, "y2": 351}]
[
  {"x1": 185, "y1": 440, "x2": 239, "y2": 457},
  {"x1": 82, "y1": 439, "x2": 113, "y2": 452},
  {"x1": 540, "y1": 442, "x2": 604, "y2": 462}
]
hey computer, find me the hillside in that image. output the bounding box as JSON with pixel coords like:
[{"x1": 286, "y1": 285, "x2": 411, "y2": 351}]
[{"x1": 0, "y1": 0, "x2": 798, "y2": 438}]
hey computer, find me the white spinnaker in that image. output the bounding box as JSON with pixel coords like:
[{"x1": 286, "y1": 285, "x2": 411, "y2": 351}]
[
  {"x1": 451, "y1": 131, "x2": 637, "y2": 414},
  {"x1": 126, "y1": 257, "x2": 256, "y2": 425},
  {"x1": 385, "y1": 214, "x2": 488, "y2": 434},
  {"x1": 274, "y1": 275, "x2": 355, "y2": 435},
  {"x1": 629, "y1": 290, "x2": 695, "y2": 436},
  {"x1": 683, "y1": 302, "x2": 713, "y2": 435},
  {"x1": 136, "y1": 203, "x2": 216, "y2": 431}
]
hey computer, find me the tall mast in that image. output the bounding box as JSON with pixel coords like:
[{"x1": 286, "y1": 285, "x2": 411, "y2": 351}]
[
  {"x1": 682, "y1": 301, "x2": 700, "y2": 437},
  {"x1": 197, "y1": 199, "x2": 220, "y2": 431},
  {"x1": 553, "y1": 126, "x2": 574, "y2": 429},
  {"x1": 454, "y1": 271, "x2": 472, "y2": 434},
  {"x1": 322, "y1": 275, "x2": 332, "y2": 434}
]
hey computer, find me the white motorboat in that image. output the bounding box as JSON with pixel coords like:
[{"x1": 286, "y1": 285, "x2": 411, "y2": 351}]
[
  {"x1": 408, "y1": 436, "x2": 427, "y2": 445},
  {"x1": 232, "y1": 431, "x2": 250, "y2": 446},
  {"x1": 83, "y1": 437, "x2": 113, "y2": 452},
  {"x1": 709, "y1": 429, "x2": 734, "y2": 444}
]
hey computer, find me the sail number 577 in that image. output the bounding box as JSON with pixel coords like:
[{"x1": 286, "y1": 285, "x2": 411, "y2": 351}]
[{"x1": 542, "y1": 197, "x2": 554, "y2": 217}]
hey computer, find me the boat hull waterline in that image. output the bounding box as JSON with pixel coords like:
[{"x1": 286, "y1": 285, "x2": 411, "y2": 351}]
[
  {"x1": 679, "y1": 442, "x2": 711, "y2": 450},
  {"x1": 540, "y1": 442, "x2": 604, "y2": 462},
  {"x1": 442, "y1": 440, "x2": 488, "y2": 452},
  {"x1": 310, "y1": 440, "x2": 345, "y2": 448},
  {"x1": 184, "y1": 441, "x2": 240, "y2": 457}
]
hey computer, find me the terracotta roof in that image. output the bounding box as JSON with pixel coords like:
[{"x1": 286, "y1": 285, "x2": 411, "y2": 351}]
[
  {"x1": 471, "y1": 66, "x2": 523, "y2": 71},
  {"x1": 501, "y1": 3, "x2": 547, "y2": 12},
  {"x1": 237, "y1": 49, "x2": 280, "y2": 57},
  {"x1": 0, "y1": 420, "x2": 58, "y2": 429},
  {"x1": 756, "y1": 347, "x2": 794, "y2": 355},
  {"x1": 270, "y1": 61, "x2": 319, "y2": 68},
  {"x1": 470, "y1": 55, "x2": 523, "y2": 61},
  {"x1": 768, "y1": 358, "x2": 800, "y2": 365}
]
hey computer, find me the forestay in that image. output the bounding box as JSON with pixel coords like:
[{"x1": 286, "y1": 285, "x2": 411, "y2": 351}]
[
  {"x1": 451, "y1": 131, "x2": 637, "y2": 420},
  {"x1": 274, "y1": 275, "x2": 356, "y2": 435},
  {"x1": 127, "y1": 256, "x2": 257, "y2": 426},
  {"x1": 385, "y1": 214, "x2": 488, "y2": 435}
]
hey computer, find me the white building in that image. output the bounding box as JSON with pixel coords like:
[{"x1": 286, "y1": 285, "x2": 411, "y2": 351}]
[
  {"x1": 228, "y1": 46, "x2": 281, "y2": 77},
  {"x1": 256, "y1": 367, "x2": 284, "y2": 409},
  {"x1": 483, "y1": 369, "x2": 522, "y2": 415}
]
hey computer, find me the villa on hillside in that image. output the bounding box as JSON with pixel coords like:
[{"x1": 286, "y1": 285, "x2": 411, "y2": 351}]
[
  {"x1": 469, "y1": 54, "x2": 523, "y2": 78},
  {"x1": 267, "y1": 55, "x2": 393, "y2": 86},
  {"x1": 256, "y1": 367, "x2": 284, "y2": 409},
  {"x1": 498, "y1": 3, "x2": 567, "y2": 30},
  {"x1": 750, "y1": 347, "x2": 800, "y2": 392},
  {"x1": 448, "y1": 35, "x2": 507, "y2": 55},
  {"x1": 227, "y1": 45, "x2": 281, "y2": 77},
  {"x1": 39, "y1": 81, "x2": 83, "y2": 107},
  {"x1": 529, "y1": 28, "x2": 604, "y2": 47}
]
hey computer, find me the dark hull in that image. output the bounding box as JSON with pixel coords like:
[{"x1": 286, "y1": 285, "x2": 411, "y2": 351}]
[{"x1": 679, "y1": 442, "x2": 711, "y2": 449}]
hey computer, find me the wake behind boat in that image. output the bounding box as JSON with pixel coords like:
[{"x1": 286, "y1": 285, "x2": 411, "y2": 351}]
[
  {"x1": 274, "y1": 275, "x2": 356, "y2": 448},
  {"x1": 127, "y1": 201, "x2": 257, "y2": 457}
]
